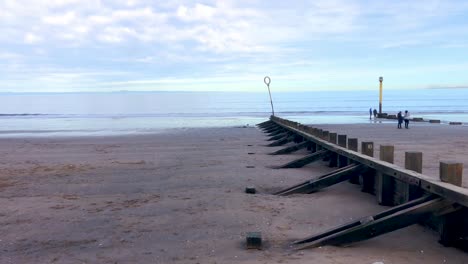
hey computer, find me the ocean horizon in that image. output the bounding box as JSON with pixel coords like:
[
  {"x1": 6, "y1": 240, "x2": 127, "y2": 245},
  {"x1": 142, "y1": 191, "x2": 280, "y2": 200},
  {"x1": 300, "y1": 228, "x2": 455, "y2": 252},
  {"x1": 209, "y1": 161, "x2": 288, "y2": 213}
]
[{"x1": 1, "y1": 89, "x2": 467, "y2": 137}]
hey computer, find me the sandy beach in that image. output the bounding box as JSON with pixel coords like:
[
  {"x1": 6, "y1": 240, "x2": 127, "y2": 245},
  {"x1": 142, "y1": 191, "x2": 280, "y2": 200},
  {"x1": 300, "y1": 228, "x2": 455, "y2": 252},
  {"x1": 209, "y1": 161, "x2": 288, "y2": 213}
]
[{"x1": 1, "y1": 122, "x2": 467, "y2": 263}]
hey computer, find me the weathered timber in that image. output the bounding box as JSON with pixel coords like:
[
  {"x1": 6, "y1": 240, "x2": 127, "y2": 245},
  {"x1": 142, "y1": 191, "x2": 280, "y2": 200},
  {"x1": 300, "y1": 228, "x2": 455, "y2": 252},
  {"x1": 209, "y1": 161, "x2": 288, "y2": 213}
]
[
  {"x1": 257, "y1": 120, "x2": 273, "y2": 128},
  {"x1": 293, "y1": 195, "x2": 437, "y2": 246},
  {"x1": 268, "y1": 117, "x2": 468, "y2": 208},
  {"x1": 274, "y1": 164, "x2": 359, "y2": 195},
  {"x1": 440, "y1": 161, "x2": 463, "y2": 187},
  {"x1": 439, "y1": 161, "x2": 465, "y2": 247},
  {"x1": 276, "y1": 164, "x2": 366, "y2": 195},
  {"x1": 394, "y1": 152, "x2": 423, "y2": 205},
  {"x1": 245, "y1": 186, "x2": 256, "y2": 194},
  {"x1": 347, "y1": 138, "x2": 358, "y2": 152},
  {"x1": 347, "y1": 138, "x2": 360, "y2": 183},
  {"x1": 360, "y1": 142, "x2": 375, "y2": 193},
  {"x1": 269, "y1": 141, "x2": 310, "y2": 155},
  {"x1": 246, "y1": 232, "x2": 262, "y2": 249},
  {"x1": 376, "y1": 145, "x2": 395, "y2": 206},
  {"x1": 294, "y1": 135, "x2": 304, "y2": 143},
  {"x1": 264, "y1": 125, "x2": 282, "y2": 133},
  {"x1": 322, "y1": 131, "x2": 329, "y2": 141},
  {"x1": 328, "y1": 133, "x2": 338, "y2": 167},
  {"x1": 276, "y1": 150, "x2": 329, "y2": 169},
  {"x1": 267, "y1": 135, "x2": 295, "y2": 147},
  {"x1": 261, "y1": 121, "x2": 278, "y2": 130},
  {"x1": 337, "y1": 135, "x2": 348, "y2": 168},
  {"x1": 295, "y1": 196, "x2": 460, "y2": 249},
  {"x1": 267, "y1": 132, "x2": 290, "y2": 141},
  {"x1": 267, "y1": 128, "x2": 286, "y2": 136}
]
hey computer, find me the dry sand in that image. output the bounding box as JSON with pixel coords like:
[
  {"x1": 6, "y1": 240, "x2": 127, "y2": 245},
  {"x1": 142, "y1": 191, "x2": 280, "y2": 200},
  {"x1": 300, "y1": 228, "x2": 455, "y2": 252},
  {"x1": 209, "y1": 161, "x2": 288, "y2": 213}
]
[{"x1": 0, "y1": 122, "x2": 467, "y2": 263}]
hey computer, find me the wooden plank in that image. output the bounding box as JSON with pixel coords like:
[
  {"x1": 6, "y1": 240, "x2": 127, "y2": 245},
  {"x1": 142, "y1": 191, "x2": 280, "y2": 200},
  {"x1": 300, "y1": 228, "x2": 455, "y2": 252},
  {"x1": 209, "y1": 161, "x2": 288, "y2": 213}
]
[
  {"x1": 267, "y1": 128, "x2": 285, "y2": 136},
  {"x1": 269, "y1": 141, "x2": 309, "y2": 155},
  {"x1": 257, "y1": 120, "x2": 273, "y2": 127},
  {"x1": 267, "y1": 132, "x2": 289, "y2": 141},
  {"x1": 296, "y1": 197, "x2": 458, "y2": 249},
  {"x1": 276, "y1": 164, "x2": 365, "y2": 195},
  {"x1": 264, "y1": 125, "x2": 282, "y2": 133},
  {"x1": 269, "y1": 118, "x2": 468, "y2": 208},
  {"x1": 376, "y1": 145, "x2": 395, "y2": 206},
  {"x1": 267, "y1": 135, "x2": 294, "y2": 147},
  {"x1": 274, "y1": 164, "x2": 358, "y2": 195},
  {"x1": 261, "y1": 122, "x2": 278, "y2": 130},
  {"x1": 276, "y1": 150, "x2": 329, "y2": 169},
  {"x1": 394, "y1": 152, "x2": 424, "y2": 205},
  {"x1": 293, "y1": 195, "x2": 437, "y2": 246},
  {"x1": 438, "y1": 162, "x2": 465, "y2": 247},
  {"x1": 360, "y1": 142, "x2": 375, "y2": 193},
  {"x1": 337, "y1": 135, "x2": 348, "y2": 167}
]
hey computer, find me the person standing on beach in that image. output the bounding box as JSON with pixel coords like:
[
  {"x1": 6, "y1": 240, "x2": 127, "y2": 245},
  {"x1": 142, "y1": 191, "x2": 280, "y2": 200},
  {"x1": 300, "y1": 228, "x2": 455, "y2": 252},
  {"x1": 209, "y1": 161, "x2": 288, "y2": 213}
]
[
  {"x1": 373, "y1": 109, "x2": 378, "y2": 118},
  {"x1": 397, "y1": 111, "x2": 403, "y2": 129},
  {"x1": 403, "y1": 110, "x2": 410, "y2": 129},
  {"x1": 369, "y1": 108, "x2": 372, "y2": 119}
]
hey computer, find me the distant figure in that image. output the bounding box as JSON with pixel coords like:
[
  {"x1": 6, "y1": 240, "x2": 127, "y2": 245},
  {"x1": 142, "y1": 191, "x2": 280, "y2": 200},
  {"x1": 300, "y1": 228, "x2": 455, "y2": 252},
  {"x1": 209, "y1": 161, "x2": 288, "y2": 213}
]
[
  {"x1": 403, "y1": 110, "x2": 410, "y2": 129},
  {"x1": 373, "y1": 109, "x2": 378, "y2": 118},
  {"x1": 369, "y1": 108, "x2": 372, "y2": 119},
  {"x1": 397, "y1": 111, "x2": 403, "y2": 129}
]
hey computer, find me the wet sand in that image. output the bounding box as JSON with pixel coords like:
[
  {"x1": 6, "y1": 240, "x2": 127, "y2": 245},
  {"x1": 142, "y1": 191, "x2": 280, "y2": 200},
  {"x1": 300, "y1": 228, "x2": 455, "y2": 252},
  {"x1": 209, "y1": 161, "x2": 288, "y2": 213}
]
[{"x1": 0, "y1": 123, "x2": 467, "y2": 263}]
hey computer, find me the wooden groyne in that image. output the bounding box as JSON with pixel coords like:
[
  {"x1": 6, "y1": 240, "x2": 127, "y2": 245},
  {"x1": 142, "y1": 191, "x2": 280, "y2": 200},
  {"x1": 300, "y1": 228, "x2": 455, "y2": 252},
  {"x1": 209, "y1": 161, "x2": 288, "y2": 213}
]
[{"x1": 257, "y1": 116, "x2": 468, "y2": 250}]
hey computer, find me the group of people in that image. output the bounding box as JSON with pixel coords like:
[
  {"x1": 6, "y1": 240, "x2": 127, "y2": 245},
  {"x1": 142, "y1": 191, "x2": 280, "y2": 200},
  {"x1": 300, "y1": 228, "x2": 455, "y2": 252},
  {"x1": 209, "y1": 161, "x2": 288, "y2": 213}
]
[
  {"x1": 369, "y1": 108, "x2": 411, "y2": 129},
  {"x1": 369, "y1": 108, "x2": 378, "y2": 119},
  {"x1": 397, "y1": 110, "x2": 410, "y2": 129}
]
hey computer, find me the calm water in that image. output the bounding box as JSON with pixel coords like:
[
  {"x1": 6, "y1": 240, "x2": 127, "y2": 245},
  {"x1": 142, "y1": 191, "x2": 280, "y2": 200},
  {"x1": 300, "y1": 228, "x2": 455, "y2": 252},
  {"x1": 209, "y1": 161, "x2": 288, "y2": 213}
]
[{"x1": 0, "y1": 89, "x2": 467, "y2": 137}]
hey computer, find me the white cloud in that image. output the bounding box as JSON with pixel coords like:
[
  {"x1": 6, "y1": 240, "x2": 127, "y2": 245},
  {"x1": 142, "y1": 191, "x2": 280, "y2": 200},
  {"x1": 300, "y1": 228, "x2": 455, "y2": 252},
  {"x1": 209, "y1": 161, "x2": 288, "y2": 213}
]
[
  {"x1": 24, "y1": 33, "x2": 43, "y2": 44},
  {"x1": 176, "y1": 3, "x2": 216, "y2": 22},
  {"x1": 42, "y1": 11, "x2": 76, "y2": 25}
]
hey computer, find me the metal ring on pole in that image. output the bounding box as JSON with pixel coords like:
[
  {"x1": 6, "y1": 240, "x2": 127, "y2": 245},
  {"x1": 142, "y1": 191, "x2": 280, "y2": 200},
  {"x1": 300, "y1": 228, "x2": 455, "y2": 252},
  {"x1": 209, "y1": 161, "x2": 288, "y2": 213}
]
[{"x1": 264, "y1": 76, "x2": 274, "y2": 116}]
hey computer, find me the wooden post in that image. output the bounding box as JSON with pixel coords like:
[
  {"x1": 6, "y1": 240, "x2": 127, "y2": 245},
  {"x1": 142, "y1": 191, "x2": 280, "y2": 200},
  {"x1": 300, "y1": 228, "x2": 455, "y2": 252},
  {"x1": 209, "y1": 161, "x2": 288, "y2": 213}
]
[
  {"x1": 440, "y1": 161, "x2": 463, "y2": 187},
  {"x1": 337, "y1": 135, "x2": 347, "y2": 148},
  {"x1": 246, "y1": 232, "x2": 262, "y2": 249},
  {"x1": 328, "y1": 133, "x2": 338, "y2": 167},
  {"x1": 394, "y1": 152, "x2": 423, "y2": 204},
  {"x1": 317, "y1": 129, "x2": 322, "y2": 137},
  {"x1": 321, "y1": 131, "x2": 330, "y2": 161},
  {"x1": 361, "y1": 142, "x2": 374, "y2": 157},
  {"x1": 347, "y1": 138, "x2": 358, "y2": 152},
  {"x1": 348, "y1": 138, "x2": 359, "y2": 183},
  {"x1": 337, "y1": 135, "x2": 348, "y2": 167},
  {"x1": 322, "y1": 130, "x2": 329, "y2": 141},
  {"x1": 438, "y1": 161, "x2": 465, "y2": 247},
  {"x1": 376, "y1": 145, "x2": 394, "y2": 205},
  {"x1": 360, "y1": 142, "x2": 375, "y2": 193}
]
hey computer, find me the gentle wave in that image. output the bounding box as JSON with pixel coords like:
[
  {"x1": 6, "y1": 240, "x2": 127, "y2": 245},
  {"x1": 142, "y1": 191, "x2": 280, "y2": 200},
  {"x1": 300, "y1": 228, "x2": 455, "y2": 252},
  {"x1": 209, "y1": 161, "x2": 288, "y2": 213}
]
[{"x1": 3, "y1": 110, "x2": 468, "y2": 119}]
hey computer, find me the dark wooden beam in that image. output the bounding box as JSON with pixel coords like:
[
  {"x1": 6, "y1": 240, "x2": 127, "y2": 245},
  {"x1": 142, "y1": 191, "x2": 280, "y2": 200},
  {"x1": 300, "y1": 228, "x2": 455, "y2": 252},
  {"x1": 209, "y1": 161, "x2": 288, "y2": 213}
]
[
  {"x1": 295, "y1": 196, "x2": 460, "y2": 249},
  {"x1": 267, "y1": 132, "x2": 290, "y2": 141},
  {"x1": 275, "y1": 150, "x2": 329, "y2": 168},
  {"x1": 267, "y1": 135, "x2": 295, "y2": 147},
  {"x1": 267, "y1": 128, "x2": 286, "y2": 137},
  {"x1": 268, "y1": 118, "x2": 468, "y2": 208},
  {"x1": 269, "y1": 141, "x2": 310, "y2": 155},
  {"x1": 276, "y1": 164, "x2": 365, "y2": 195},
  {"x1": 257, "y1": 120, "x2": 273, "y2": 128}
]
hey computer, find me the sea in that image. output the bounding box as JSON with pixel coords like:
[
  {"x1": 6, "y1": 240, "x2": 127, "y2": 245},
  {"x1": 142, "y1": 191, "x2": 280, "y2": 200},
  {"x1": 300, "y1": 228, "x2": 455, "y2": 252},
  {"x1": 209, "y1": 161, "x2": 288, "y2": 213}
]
[{"x1": 1, "y1": 89, "x2": 467, "y2": 137}]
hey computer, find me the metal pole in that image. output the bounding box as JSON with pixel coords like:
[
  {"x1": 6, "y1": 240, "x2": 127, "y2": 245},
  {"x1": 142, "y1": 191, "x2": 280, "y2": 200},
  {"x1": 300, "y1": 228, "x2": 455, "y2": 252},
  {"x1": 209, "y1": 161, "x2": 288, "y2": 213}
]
[
  {"x1": 264, "y1": 76, "x2": 274, "y2": 116},
  {"x1": 379, "y1": 76, "x2": 383, "y2": 114}
]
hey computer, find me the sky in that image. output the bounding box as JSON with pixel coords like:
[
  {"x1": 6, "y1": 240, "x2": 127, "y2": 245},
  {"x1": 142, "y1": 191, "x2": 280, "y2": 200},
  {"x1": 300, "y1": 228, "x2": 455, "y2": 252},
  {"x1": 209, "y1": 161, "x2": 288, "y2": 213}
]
[{"x1": 2, "y1": 0, "x2": 468, "y2": 92}]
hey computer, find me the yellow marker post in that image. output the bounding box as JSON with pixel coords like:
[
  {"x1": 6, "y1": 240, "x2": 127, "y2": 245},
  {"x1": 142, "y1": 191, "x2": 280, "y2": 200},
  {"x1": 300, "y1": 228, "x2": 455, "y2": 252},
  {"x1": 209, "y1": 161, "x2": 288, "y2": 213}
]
[{"x1": 379, "y1": 76, "x2": 383, "y2": 114}]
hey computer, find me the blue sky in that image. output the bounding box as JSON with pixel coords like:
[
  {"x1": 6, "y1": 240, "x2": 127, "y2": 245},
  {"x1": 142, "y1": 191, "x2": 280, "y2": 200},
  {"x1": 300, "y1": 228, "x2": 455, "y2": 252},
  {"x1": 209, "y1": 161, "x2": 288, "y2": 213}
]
[{"x1": 2, "y1": 0, "x2": 468, "y2": 92}]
